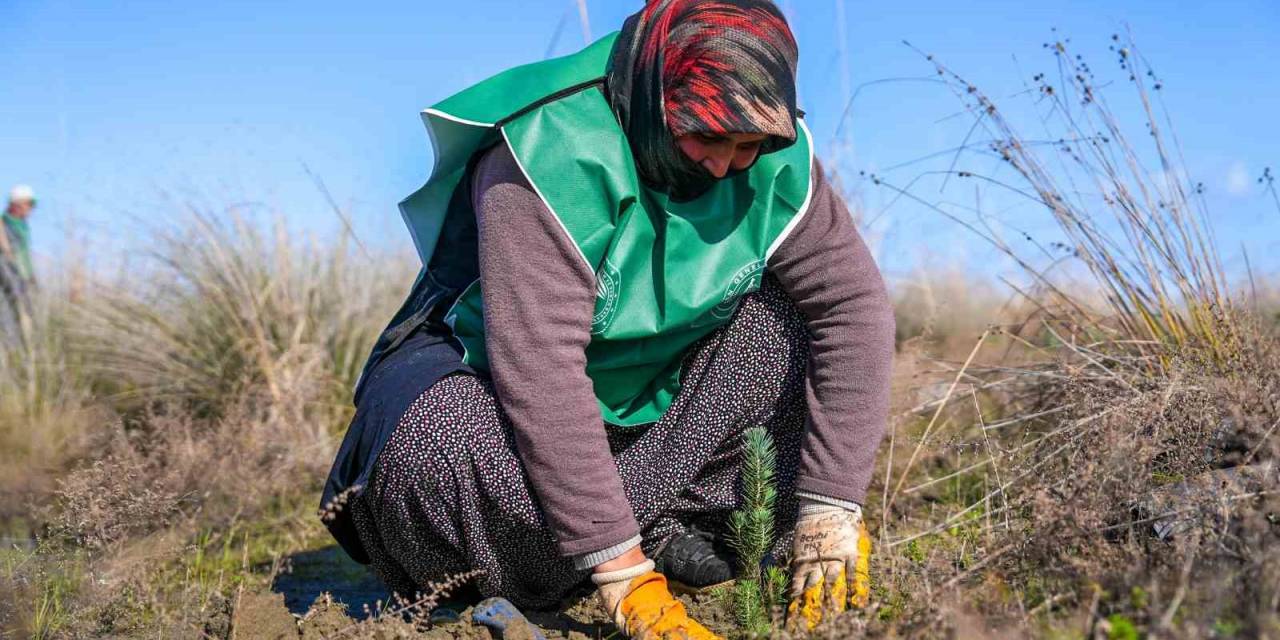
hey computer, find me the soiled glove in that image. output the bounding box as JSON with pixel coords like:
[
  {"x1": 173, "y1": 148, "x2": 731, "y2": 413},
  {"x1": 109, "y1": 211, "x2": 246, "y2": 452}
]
[
  {"x1": 593, "y1": 559, "x2": 723, "y2": 640},
  {"x1": 786, "y1": 501, "x2": 871, "y2": 631}
]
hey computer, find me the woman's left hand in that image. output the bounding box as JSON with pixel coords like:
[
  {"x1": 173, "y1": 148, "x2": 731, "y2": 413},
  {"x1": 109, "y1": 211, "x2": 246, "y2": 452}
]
[{"x1": 785, "y1": 502, "x2": 871, "y2": 631}]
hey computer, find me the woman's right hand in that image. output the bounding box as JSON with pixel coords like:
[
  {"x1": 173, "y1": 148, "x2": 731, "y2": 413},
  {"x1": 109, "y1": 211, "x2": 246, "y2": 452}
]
[
  {"x1": 593, "y1": 553, "x2": 723, "y2": 639},
  {"x1": 785, "y1": 503, "x2": 872, "y2": 632}
]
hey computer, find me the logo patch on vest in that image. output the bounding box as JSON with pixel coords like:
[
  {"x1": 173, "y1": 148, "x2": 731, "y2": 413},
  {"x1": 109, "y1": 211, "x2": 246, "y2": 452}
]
[
  {"x1": 711, "y1": 259, "x2": 767, "y2": 319},
  {"x1": 592, "y1": 258, "x2": 622, "y2": 335}
]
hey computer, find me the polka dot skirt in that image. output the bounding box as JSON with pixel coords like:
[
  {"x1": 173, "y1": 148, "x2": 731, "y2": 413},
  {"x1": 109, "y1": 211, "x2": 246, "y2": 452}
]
[{"x1": 352, "y1": 276, "x2": 809, "y2": 609}]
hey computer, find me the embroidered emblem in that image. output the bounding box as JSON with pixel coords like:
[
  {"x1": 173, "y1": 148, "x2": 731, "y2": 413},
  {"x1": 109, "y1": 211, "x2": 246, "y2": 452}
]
[
  {"x1": 711, "y1": 259, "x2": 766, "y2": 319},
  {"x1": 592, "y1": 258, "x2": 622, "y2": 335}
]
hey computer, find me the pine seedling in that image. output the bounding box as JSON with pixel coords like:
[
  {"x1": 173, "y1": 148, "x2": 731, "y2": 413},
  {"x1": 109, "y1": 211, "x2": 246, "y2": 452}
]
[
  {"x1": 729, "y1": 427, "x2": 777, "y2": 582},
  {"x1": 733, "y1": 578, "x2": 771, "y2": 637},
  {"x1": 728, "y1": 427, "x2": 779, "y2": 635},
  {"x1": 764, "y1": 566, "x2": 789, "y2": 609}
]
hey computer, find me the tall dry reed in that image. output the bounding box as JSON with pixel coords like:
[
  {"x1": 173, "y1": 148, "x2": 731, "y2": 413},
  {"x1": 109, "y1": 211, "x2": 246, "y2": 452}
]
[
  {"x1": 870, "y1": 34, "x2": 1239, "y2": 375},
  {"x1": 849, "y1": 33, "x2": 1280, "y2": 639},
  {"x1": 74, "y1": 211, "x2": 415, "y2": 430}
]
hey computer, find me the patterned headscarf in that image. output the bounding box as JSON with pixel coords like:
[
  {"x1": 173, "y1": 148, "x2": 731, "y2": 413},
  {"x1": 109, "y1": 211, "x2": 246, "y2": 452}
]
[{"x1": 606, "y1": 0, "x2": 800, "y2": 200}]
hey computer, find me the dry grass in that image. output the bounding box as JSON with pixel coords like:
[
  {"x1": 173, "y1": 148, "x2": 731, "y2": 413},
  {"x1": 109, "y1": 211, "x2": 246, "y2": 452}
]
[
  {"x1": 0, "y1": 209, "x2": 415, "y2": 637},
  {"x1": 79, "y1": 212, "x2": 410, "y2": 421},
  {"x1": 855, "y1": 324, "x2": 1279, "y2": 639},
  {"x1": 839, "y1": 32, "x2": 1280, "y2": 639},
  {"x1": 872, "y1": 33, "x2": 1241, "y2": 368}
]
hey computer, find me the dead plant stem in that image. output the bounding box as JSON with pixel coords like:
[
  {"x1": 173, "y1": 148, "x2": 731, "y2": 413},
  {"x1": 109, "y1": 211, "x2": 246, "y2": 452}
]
[{"x1": 888, "y1": 330, "x2": 990, "y2": 512}]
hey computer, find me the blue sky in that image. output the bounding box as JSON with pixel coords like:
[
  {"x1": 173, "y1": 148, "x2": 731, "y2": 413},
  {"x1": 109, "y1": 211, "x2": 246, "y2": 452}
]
[{"x1": 1, "y1": 0, "x2": 1277, "y2": 282}]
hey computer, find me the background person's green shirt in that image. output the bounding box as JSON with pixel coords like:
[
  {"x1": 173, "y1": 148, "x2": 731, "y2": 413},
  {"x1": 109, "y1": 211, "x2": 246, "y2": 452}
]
[{"x1": 1, "y1": 213, "x2": 33, "y2": 282}]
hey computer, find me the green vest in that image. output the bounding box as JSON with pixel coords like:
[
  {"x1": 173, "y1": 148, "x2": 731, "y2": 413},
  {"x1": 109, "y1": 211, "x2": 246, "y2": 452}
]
[
  {"x1": 1, "y1": 213, "x2": 32, "y2": 282},
  {"x1": 403, "y1": 33, "x2": 815, "y2": 426}
]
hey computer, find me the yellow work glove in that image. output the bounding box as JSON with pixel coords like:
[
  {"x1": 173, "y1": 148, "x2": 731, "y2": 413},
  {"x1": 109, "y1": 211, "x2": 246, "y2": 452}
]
[
  {"x1": 593, "y1": 559, "x2": 723, "y2": 640},
  {"x1": 786, "y1": 500, "x2": 871, "y2": 631}
]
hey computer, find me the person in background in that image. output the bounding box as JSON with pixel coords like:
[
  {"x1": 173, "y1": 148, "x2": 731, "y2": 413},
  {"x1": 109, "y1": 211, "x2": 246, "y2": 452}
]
[{"x1": 0, "y1": 185, "x2": 37, "y2": 321}]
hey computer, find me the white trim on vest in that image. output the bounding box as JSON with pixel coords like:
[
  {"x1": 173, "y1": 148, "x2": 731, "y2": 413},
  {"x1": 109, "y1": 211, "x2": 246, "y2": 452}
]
[
  {"x1": 423, "y1": 109, "x2": 496, "y2": 128},
  {"x1": 497, "y1": 128, "x2": 595, "y2": 272},
  {"x1": 765, "y1": 118, "x2": 818, "y2": 261}
]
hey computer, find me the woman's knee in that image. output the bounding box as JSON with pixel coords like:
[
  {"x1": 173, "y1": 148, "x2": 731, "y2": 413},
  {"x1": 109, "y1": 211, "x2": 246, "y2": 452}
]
[
  {"x1": 723, "y1": 278, "x2": 809, "y2": 375},
  {"x1": 736, "y1": 276, "x2": 806, "y2": 335}
]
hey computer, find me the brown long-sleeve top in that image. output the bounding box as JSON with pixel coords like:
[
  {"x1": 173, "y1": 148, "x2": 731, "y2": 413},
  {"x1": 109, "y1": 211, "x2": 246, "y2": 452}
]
[{"x1": 472, "y1": 142, "x2": 895, "y2": 562}]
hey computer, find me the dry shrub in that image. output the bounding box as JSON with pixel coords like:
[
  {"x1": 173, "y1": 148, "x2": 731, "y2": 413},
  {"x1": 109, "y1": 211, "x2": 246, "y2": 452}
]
[
  {"x1": 47, "y1": 455, "x2": 183, "y2": 552},
  {"x1": 852, "y1": 32, "x2": 1279, "y2": 639},
  {"x1": 41, "y1": 387, "x2": 337, "y2": 558},
  {"x1": 983, "y1": 332, "x2": 1279, "y2": 634},
  {"x1": 860, "y1": 323, "x2": 1279, "y2": 638},
  {"x1": 1, "y1": 208, "x2": 416, "y2": 638},
  {"x1": 869, "y1": 33, "x2": 1243, "y2": 369},
  {"x1": 3, "y1": 325, "x2": 367, "y2": 637}
]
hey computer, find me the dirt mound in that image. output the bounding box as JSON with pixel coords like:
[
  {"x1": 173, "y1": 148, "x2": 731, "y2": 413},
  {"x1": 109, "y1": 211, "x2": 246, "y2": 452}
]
[{"x1": 233, "y1": 592, "x2": 297, "y2": 639}]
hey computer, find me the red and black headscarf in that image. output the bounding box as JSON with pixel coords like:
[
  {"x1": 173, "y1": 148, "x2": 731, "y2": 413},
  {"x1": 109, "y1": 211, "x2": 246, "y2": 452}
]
[{"x1": 606, "y1": 0, "x2": 800, "y2": 200}]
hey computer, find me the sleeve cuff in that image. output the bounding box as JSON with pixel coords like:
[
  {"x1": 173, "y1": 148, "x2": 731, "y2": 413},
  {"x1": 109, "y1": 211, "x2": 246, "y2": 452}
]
[
  {"x1": 572, "y1": 534, "x2": 643, "y2": 571},
  {"x1": 796, "y1": 474, "x2": 869, "y2": 505},
  {"x1": 796, "y1": 490, "x2": 863, "y2": 514}
]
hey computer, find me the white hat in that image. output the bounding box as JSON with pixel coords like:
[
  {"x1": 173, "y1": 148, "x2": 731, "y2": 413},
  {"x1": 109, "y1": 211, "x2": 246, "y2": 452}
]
[{"x1": 9, "y1": 184, "x2": 35, "y2": 203}]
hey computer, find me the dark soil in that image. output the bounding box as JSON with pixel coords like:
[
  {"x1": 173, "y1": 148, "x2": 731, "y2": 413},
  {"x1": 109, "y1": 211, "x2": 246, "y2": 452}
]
[
  {"x1": 231, "y1": 544, "x2": 741, "y2": 639},
  {"x1": 271, "y1": 545, "x2": 389, "y2": 618}
]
